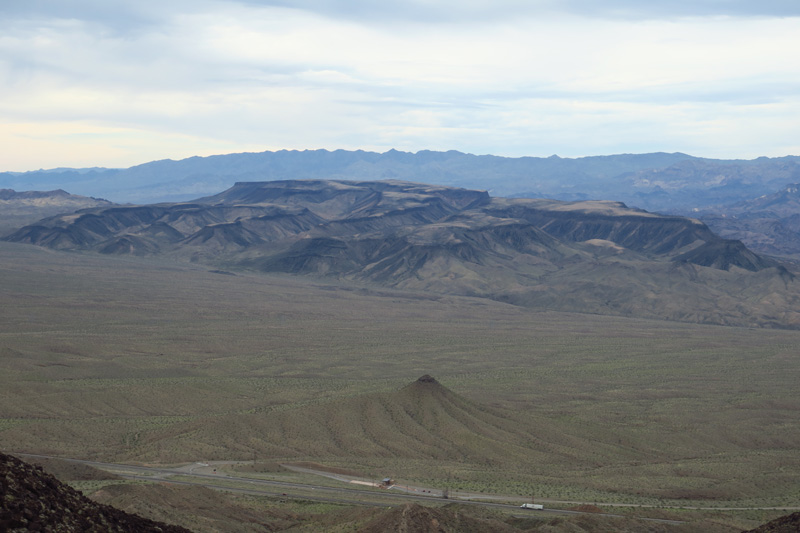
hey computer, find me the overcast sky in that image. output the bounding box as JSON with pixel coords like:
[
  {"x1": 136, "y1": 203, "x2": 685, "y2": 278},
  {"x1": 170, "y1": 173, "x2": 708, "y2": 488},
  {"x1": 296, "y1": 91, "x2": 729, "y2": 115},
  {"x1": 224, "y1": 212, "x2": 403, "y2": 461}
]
[{"x1": 2, "y1": 0, "x2": 800, "y2": 171}]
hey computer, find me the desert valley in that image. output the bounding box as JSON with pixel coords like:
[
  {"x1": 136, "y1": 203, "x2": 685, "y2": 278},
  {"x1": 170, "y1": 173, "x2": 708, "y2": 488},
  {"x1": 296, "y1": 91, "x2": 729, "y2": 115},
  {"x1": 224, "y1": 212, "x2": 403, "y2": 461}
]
[{"x1": 1, "y1": 151, "x2": 800, "y2": 532}]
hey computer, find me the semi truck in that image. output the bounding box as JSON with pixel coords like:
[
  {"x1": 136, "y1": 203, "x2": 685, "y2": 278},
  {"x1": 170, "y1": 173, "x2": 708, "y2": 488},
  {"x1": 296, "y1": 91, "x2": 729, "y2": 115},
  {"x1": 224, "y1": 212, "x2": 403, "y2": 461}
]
[{"x1": 520, "y1": 503, "x2": 544, "y2": 510}]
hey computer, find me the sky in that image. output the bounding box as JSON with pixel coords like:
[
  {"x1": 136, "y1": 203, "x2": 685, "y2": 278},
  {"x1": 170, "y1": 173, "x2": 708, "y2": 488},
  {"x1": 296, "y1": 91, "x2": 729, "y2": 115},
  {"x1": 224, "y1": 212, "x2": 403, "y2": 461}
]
[{"x1": 1, "y1": 0, "x2": 800, "y2": 171}]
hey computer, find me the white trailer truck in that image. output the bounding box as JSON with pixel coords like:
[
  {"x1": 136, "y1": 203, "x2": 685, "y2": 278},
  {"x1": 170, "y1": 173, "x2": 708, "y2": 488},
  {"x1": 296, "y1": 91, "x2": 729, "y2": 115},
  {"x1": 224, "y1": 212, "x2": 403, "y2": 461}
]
[{"x1": 520, "y1": 503, "x2": 544, "y2": 510}]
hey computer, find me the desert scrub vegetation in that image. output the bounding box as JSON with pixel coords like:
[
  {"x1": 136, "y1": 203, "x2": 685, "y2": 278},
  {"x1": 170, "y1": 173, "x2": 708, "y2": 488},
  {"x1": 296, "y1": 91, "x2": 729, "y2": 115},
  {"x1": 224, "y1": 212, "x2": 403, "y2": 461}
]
[
  {"x1": 69, "y1": 479, "x2": 148, "y2": 494},
  {"x1": 2, "y1": 243, "x2": 800, "y2": 509},
  {"x1": 0, "y1": 418, "x2": 30, "y2": 432}
]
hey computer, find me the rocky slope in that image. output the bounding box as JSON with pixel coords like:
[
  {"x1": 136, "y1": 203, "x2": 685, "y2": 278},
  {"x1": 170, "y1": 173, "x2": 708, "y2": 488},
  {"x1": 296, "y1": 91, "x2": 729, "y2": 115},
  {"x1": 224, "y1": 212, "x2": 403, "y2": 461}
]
[
  {"x1": 743, "y1": 512, "x2": 800, "y2": 533},
  {"x1": 5, "y1": 179, "x2": 798, "y2": 328},
  {"x1": 0, "y1": 452, "x2": 190, "y2": 532}
]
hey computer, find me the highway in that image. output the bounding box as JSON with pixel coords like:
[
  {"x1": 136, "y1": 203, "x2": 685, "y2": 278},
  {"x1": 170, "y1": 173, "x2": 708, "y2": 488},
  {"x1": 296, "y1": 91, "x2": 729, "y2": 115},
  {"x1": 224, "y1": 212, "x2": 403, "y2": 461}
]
[{"x1": 16, "y1": 453, "x2": 687, "y2": 525}]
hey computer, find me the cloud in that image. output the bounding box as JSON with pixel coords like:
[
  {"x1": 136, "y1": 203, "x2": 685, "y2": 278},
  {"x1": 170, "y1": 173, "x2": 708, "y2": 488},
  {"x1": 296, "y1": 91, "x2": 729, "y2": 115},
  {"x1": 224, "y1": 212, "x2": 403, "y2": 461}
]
[
  {"x1": 0, "y1": 0, "x2": 799, "y2": 170},
  {"x1": 235, "y1": 0, "x2": 800, "y2": 21},
  {"x1": 553, "y1": 0, "x2": 800, "y2": 18}
]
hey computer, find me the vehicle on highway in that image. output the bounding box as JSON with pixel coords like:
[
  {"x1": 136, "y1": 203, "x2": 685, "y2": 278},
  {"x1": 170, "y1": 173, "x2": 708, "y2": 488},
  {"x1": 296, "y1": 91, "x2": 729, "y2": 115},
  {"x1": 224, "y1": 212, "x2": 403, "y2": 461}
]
[{"x1": 520, "y1": 503, "x2": 544, "y2": 510}]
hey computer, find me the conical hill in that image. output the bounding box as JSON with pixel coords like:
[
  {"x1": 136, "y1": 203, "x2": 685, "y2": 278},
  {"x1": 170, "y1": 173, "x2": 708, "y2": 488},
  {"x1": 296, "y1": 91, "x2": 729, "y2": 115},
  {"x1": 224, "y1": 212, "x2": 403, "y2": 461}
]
[{"x1": 114, "y1": 376, "x2": 586, "y2": 467}]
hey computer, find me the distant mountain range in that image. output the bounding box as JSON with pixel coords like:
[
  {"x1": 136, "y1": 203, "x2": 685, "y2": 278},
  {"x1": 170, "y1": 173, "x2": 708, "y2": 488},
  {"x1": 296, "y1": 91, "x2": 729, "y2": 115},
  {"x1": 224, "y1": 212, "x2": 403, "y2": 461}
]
[
  {"x1": 3, "y1": 149, "x2": 800, "y2": 211},
  {"x1": 4, "y1": 149, "x2": 800, "y2": 260},
  {"x1": 6, "y1": 179, "x2": 798, "y2": 329}
]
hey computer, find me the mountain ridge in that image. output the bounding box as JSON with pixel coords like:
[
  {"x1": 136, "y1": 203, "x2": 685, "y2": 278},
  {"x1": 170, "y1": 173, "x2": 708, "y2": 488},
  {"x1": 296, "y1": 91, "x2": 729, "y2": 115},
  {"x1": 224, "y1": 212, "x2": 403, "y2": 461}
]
[
  {"x1": 697, "y1": 183, "x2": 800, "y2": 260},
  {"x1": 4, "y1": 179, "x2": 798, "y2": 329},
  {"x1": 0, "y1": 188, "x2": 114, "y2": 237},
  {"x1": 4, "y1": 149, "x2": 799, "y2": 209}
]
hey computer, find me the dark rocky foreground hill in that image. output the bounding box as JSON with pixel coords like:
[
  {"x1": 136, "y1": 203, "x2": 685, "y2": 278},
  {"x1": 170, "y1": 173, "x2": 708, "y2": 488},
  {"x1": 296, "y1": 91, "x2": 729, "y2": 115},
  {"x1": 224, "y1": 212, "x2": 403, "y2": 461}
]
[
  {"x1": 745, "y1": 513, "x2": 800, "y2": 533},
  {"x1": 742, "y1": 512, "x2": 800, "y2": 533},
  {"x1": 6, "y1": 179, "x2": 799, "y2": 328},
  {"x1": 0, "y1": 452, "x2": 190, "y2": 532}
]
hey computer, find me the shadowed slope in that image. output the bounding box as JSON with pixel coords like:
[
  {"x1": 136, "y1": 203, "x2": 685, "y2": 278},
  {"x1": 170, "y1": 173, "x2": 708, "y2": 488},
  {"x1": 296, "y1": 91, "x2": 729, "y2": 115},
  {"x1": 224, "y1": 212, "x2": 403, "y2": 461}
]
[
  {"x1": 673, "y1": 239, "x2": 778, "y2": 271},
  {"x1": 743, "y1": 512, "x2": 800, "y2": 533},
  {"x1": 0, "y1": 452, "x2": 190, "y2": 532}
]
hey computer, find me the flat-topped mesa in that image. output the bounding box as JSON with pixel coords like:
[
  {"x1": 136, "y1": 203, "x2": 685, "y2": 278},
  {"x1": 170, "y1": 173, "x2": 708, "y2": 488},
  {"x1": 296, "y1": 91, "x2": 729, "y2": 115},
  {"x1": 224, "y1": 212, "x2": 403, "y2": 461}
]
[{"x1": 195, "y1": 179, "x2": 490, "y2": 215}]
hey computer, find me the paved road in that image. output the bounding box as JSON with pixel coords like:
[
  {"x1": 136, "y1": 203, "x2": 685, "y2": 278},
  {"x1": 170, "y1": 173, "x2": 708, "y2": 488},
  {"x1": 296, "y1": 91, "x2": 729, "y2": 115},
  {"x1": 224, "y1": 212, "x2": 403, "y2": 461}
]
[{"x1": 15, "y1": 453, "x2": 691, "y2": 525}]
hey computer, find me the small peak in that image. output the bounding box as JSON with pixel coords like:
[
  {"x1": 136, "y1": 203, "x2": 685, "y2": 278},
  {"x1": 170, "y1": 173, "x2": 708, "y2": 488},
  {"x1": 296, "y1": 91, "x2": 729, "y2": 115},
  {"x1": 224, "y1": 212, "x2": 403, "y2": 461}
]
[{"x1": 417, "y1": 374, "x2": 438, "y2": 384}]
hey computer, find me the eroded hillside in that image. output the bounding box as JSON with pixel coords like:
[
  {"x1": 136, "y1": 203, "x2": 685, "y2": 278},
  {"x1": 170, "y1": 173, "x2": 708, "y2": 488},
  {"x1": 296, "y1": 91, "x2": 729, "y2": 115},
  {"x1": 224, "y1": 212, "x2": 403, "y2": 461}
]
[{"x1": 5, "y1": 179, "x2": 798, "y2": 328}]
